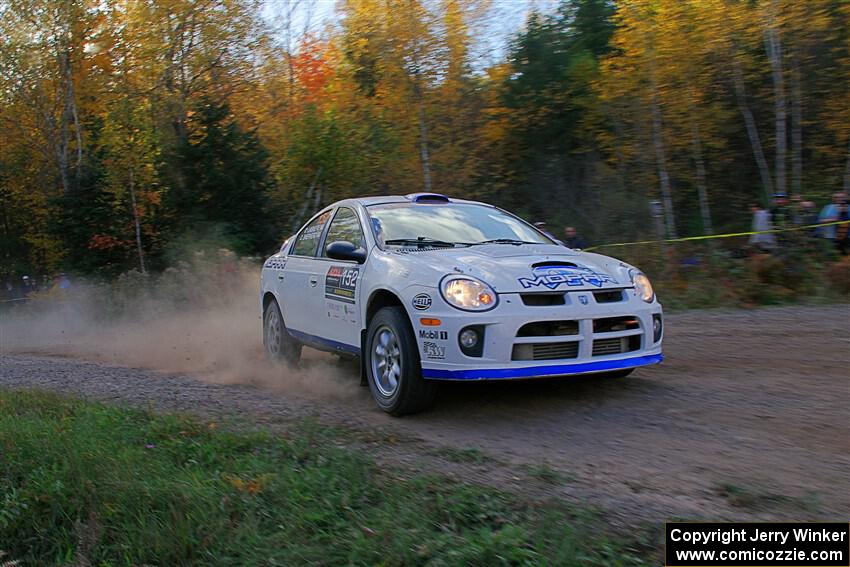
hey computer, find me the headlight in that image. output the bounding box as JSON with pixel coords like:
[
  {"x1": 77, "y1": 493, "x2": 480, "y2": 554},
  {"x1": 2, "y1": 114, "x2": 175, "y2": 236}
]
[
  {"x1": 630, "y1": 270, "x2": 655, "y2": 303},
  {"x1": 440, "y1": 276, "x2": 498, "y2": 311}
]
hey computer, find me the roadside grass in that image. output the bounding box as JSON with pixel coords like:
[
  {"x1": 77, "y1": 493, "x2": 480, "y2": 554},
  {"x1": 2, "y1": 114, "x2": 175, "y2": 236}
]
[
  {"x1": 524, "y1": 463, "x2": 577, "y2": 486},
  {"x1": 609, "y1": 241, "x2": 850, "y2": 311},
  {"x1": 0, "y1": 389, "x2": 652, "y2": 566}
]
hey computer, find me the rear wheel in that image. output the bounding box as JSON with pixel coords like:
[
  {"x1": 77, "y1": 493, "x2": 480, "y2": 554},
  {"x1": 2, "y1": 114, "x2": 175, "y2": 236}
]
[
  {"x1": 263, "y1": 300, "x2": 301, "y2": 365},
  {"x1": 366, "y1": 306, "x2": 436, "y2": 416}
]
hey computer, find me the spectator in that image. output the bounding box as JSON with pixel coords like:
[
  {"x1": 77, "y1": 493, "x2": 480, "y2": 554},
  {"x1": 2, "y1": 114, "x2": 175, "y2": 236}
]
[
  {"x1": 533, "y1": 221, "x2": 556, "y2": 240},
  {"x1": 836, "y1": 199, "x2": 850, "y2": 255},
  {"x1": 800, "y1": 201, "x2": 819, "y2": 236},
  {"x1": 52, "y1": 273, "x2": 72, "y2": 291},
  {"x1": 769, "y1": 193, "x2": 791, "y2": 229},
  {"x1": 749, "y1": 203, "x2": 776, "y2": 252},
  {"x1": 563, "y1": 226, "x2": 588, "y2": 249},
  {"x1": 790, "y1": 194, "x2": 805, "y2": 225},
  {"x1": 21, "y1": 275, "x2": 32, "y2": 295},
  {"x1": 818, "y1": 191, "x2": 846, "y2": 241}
]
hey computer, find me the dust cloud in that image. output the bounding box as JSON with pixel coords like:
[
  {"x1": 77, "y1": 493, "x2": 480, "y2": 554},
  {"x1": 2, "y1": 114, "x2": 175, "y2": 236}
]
[{"x1": 0, "y1": 252, "x2": 357, "y2": 400}]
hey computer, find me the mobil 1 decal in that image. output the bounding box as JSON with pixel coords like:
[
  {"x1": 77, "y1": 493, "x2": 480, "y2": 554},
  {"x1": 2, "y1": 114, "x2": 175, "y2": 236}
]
[
  {"x1": 325, "y1": 266, "x2": 359, "y2": 304},
  {"x1": 419, "y1": 329, "x2": 448, "y2": 360}
]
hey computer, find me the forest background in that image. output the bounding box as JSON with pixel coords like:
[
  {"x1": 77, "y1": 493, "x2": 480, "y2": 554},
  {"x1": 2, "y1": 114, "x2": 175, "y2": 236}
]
[{"x1": 1, "y1": 0, "x2": 848, "y2": 300}]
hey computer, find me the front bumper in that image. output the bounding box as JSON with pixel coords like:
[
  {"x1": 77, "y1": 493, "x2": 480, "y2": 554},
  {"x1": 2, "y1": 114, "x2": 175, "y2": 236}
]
[{"x1": 410, "y1": 286, "x2": 663, "y2": 381}]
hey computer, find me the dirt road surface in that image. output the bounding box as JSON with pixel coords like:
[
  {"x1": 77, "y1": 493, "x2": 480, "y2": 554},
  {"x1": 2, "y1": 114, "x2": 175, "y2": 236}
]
[{"x1": 2, "y1": 305, "x2": 848, "y2": 526}]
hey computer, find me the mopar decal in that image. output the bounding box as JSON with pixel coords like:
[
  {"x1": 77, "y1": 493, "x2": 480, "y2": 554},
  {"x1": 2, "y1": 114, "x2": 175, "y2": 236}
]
[
  {"x1": 518, "y1": 265, "x2": 617, "y2": 289},
  {"x1": 419, "y1": 329, "x2": 448, "y2": 341},
  {"x1": 423, "y1": 341, "x2": 446, "y2": 360},
  {"x1": 412, "y1": 293, "x2": 432, "y2": 310},
  {"x1": 325, "y1": 266, "x2": 359, "y2": 304}
]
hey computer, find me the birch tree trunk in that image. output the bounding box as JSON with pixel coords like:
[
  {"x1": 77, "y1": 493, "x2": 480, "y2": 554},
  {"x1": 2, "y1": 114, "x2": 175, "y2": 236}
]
[
  {"x1": 128, "y1": 168, "x2": 146, "y2": 273},
  {"x1": 417, "y1": 99, "x2": 433, "y2": 193},
  {"x1": 689, "y1": 116, "x2": 713, "y2": 235},
  {"x1": 56, "y1": 50, "x2": 72, "y2": 194},
  {"x1": 765, "y1": 10, "x2": 787, "y2": 197},
  {"x1": 731, "y1": 57, "x2": 773, "y2": 205},
  {"x1": 67, "y1": 58, "x2": 83, "y2": 187},
  {"x1": 291, "y1": 167, "x2": 322, "y2": 232},
  {"x1": 650, "y1": 72, "x2": 677, "y2": 239},
  {"x1": 791, "y1": 57, "x2": 803, "y2": 196},
  {"x1": 844, "y1": 136, "x2": 850, "y2": 194}
]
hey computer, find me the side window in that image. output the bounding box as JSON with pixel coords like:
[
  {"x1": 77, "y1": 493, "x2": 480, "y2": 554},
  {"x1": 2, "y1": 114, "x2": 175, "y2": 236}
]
[
  {"x1": 291, "y1": 211, "x2": 331, "y2": 257},
  {"x1": 323, "y1": 207, "x2": 365, "y2": 256}
]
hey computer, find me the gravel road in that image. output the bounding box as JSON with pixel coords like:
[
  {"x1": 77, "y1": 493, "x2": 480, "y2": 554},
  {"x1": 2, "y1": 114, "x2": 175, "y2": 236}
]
[{"x1": 2, "y1": 305, "x2": 848, "y2": 525}]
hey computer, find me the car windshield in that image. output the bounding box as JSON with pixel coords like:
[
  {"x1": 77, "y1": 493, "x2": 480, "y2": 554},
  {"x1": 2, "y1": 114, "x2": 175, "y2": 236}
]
[{"x1": 366, "y1": 202, "x2": 553, "y2": 246}]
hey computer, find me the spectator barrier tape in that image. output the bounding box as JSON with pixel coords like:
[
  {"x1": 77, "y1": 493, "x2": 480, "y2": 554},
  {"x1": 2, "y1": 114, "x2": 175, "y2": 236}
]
[{"x1": 583, "y1": 220, "x2": 850, "y2": 252}]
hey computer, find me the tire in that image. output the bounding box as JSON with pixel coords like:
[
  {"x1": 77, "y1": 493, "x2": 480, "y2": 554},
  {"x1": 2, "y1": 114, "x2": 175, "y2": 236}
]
[
  {"x1": 263, "y1": 299, "x2": 301, "y2": 365},
  {"x1": 597, "y1": 368, "x2": 634, "y2": 379},
  {"x1": 365, "y1": 306, "x2": 436, "y2": 416}
]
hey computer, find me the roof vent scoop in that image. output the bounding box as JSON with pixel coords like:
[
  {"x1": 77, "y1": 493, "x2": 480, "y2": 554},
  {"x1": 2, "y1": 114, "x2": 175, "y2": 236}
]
[{"x1": 406, "y1": 193, "x2": 451, "y2": 203}]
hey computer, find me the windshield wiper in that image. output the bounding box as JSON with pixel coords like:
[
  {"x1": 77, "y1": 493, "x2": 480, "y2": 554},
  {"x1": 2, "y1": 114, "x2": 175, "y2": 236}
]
[
  {"x1": 384, "y1": 237, "x2": 467, "y2": 248},
  {"x1": 472, "y1": 238, "x2": 537, "y2": 246}
]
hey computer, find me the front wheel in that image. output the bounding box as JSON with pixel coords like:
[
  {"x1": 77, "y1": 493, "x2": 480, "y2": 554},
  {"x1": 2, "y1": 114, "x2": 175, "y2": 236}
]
[
  {"x1": 366, "y1": 306, "x2": 436, "y2": 416},
  {"x1": 263, "y1": 300, "x2": 301, "y2": 365}
]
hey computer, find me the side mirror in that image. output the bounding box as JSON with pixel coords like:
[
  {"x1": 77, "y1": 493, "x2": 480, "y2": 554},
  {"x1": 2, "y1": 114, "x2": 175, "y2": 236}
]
[{"x1": 326, "y1": 241, "x2": 367, "y2": 263}]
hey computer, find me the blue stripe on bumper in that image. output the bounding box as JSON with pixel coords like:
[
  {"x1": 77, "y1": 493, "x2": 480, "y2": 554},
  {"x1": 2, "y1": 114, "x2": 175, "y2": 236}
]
[{"x1": 421, "y1": 353, "x2": 663, "y2": 380}]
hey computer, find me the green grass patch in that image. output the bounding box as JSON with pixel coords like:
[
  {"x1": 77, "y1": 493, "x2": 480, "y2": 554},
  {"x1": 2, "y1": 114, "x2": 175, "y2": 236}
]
[
  {"x1": 0, "y1": 389, "x2": 651, "y2": 566},
  {"x1": 524, "y1": 463, "x2": 577, "y2": 486}
]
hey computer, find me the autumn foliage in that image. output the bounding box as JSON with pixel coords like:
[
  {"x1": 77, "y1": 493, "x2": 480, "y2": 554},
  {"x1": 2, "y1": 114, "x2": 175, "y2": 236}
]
[{"x1": 0, "y1": 0, "x2": 848, "y2": 279}]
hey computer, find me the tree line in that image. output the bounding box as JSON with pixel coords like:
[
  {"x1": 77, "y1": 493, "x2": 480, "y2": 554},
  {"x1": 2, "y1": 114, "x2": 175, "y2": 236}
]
[{"x1": 1, "y1": 0, "x2": 848, "y2": 278}]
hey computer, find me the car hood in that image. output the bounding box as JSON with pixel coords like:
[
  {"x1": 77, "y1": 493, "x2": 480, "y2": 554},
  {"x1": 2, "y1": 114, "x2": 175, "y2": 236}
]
[{"x1": 385, "y1": 243, "x2": 634, "y2": 293}]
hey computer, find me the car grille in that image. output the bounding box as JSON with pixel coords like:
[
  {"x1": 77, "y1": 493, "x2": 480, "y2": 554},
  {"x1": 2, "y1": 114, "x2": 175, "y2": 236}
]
[
  {"x1": 592, "y1": 338, "x2": 625, "y2": 356},
  {"x1": 593, "y1": 290, "x2": 624, "y2": 303},
  {"x1": 592, "y1": 336, "x2": 641, "y2": 356},
  {"x1": 513, "y1": 315, "x2": 644, "y2": 362},
  {"x1": 593, "y1": 316, "x2": 640, "y2": 333},
  {"x1": 517, "y1": 320, "x2": 579, "y2": 336},
  {"x1": 520, "y1": 290, "x2": 625, "y2": 305},
  {"x1": 512, "y1": 341, "x2": 579, "y2": 361},
  {"x1": 520, "y1": 293, "x2": 566, "y2": 306}
]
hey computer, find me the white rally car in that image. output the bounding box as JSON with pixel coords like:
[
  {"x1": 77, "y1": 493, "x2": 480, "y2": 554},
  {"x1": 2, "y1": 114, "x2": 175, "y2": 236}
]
[{"x1": 261, "y1": 194, "x2": 663, "y2": 415}]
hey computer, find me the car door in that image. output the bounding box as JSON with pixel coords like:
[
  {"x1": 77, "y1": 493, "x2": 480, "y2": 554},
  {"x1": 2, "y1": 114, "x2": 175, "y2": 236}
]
[
  {"x1": 279, "y1": 210, "x2": 333, "y2": 340},
  {"x1": 318, "y1": 206, "x2": 367, "y2": 350}
]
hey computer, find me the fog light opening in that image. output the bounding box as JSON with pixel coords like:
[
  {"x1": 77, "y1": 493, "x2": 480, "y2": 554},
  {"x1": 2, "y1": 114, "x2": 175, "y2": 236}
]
[
  {"x1": 459, "y1": 329, "x2": 479, "y2": 348},
  {"x1": 652, "y1": 314, "x2": 663, "y2": 343},
  {"x1": 458, "y1": 325, "x2": 485, "y2": 357}
]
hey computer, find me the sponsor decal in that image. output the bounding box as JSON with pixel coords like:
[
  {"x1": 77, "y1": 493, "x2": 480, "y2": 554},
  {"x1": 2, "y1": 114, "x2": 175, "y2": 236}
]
[
  {"x1": 326, "y1": 301, "x2": 357, "y2": 323},
  {"x1": 423, "y1": 341, "x2": 446, "y2": 360},
  {"x1": 518, "y1": 264, "x2": 617, "y2": 289},
  {"x1": 325, "y1": 266, "x2": 359, "y2": 304},
  {"x1": 412, "y1": 293, "x2": 432, "y2": 310},
  {"x1": 419, "y1": 329, "x2": 448, "y2": 341},
  {"x1": 579, "y1": 295, "x2": 589, "y2": 305},
  {"x1": 264, "y1": 257, "x2": 286, "y2": 270}
]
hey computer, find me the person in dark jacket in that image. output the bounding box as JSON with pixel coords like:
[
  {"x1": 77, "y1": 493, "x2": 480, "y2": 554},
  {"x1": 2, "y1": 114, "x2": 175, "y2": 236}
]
[
  {"x1": 836, "y1": 199, "x2": 850, "y2": 255},
  {"x1": 563, "y1": 226, "x2": 588, "y2": 249}
]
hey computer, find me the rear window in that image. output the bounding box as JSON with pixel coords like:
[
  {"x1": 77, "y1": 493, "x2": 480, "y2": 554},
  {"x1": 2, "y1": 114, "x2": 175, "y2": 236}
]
[{"x1": 291, "y1": 211, "x2": 331, "y2": 256}]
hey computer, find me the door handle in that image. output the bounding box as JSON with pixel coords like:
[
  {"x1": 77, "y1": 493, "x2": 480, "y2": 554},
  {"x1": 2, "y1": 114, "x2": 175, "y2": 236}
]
[
  {"x1": 278, "y1": 274, "x2": 285, "y2": 281},
  {"x1": 309, "y1": 276, "x2": 318, "y2": 287}
]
